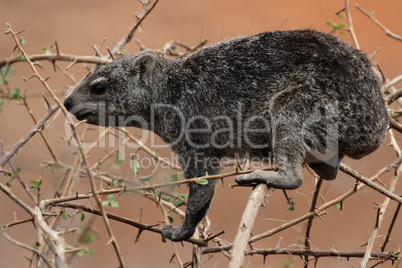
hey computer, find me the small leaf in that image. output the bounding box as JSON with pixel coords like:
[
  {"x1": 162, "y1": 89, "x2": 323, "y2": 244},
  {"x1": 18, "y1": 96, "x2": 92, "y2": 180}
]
[
  {"x1": 76, "y1": 250, "x2": 84, "y2": 257},
  {"x1": 162, "y1": 196, "x2": 172, "y2": 202},
  {"x1": 174, "y1": 199, "x2": 185, "y2": 208},
  {"x1": 132, "y1": 161, "x2": 141, "y2": 174},
  {"x1": 20, "y1": 37, "x2": 27, "y2": 45},
  {"x1": 101, "y1": 200, "x2": 110, "y2": 207},
  {"x1": 40, "y1": 162, "x2": 46, "y2": 170},
  {"x1": 167, "y1": 214, "x2": 174, "y2": 223},
  {"x1": 334, "y1": 203, "x2": 341, "y2": 209},
  {"x1": 137, "y1": 174, "x2": 153, "y2": 181},
  {"x1": 82, "y1": 232, "x2": 97, "y2": 244},
  {"x1": 87, "y1": 249, "x2": 95, "y2": 257},
  {"x1": 196, "y1": 178, "x2": 208, "y2": 185},
  {"x1": 62, "y1": 210, "x2": 69, "y2": 220},
  {"x1": 170, "y1": 172, "x2": 179, "y2": 183},
  {"x1": 112, "y1": 178, "x2": 124, "y2": 186},
  {"x1": 288, "y1": 202, "x2": 295, "y2": 211},
  {"x1": 80, "y1": 213, "x2": 85, "y2": 222},
  {"x1": 10, "y1": 88, "x2": 21, "y2": 101},
  {"x1": 114, "y1": 154, "x2": 124, "y2": 165},
  {"x1": 155, "y1": 188, "x2": 161, "y2": 198},
  {"x1": 30, "y1": 179, "x2": 42, "y2": 189}
]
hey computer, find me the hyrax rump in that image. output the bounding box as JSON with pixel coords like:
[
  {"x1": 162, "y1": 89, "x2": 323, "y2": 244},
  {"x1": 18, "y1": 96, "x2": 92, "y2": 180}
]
[{"x1": 64, "y1": 29, "x2": 388, "y2": 242}]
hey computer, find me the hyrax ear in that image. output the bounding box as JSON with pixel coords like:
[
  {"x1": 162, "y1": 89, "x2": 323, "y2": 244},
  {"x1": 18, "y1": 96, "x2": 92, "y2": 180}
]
[{"x1": 132, "y1": 51, "x2": 157, "y2": 83}]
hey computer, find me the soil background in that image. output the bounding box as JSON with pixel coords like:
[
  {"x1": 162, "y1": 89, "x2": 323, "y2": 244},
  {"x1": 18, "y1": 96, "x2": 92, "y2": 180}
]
[{"x1": 0, "y1": 0, "x2": 401, "y2": 267}]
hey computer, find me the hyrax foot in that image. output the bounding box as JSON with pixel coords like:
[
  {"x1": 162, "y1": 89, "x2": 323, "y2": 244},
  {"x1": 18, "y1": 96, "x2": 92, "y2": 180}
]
[
  {"x1": 235, "y1": 170, "x2": 302, "y2": 189},
  {"x1": 161, "y1": 225, "x2": 195, "y2": 242}
]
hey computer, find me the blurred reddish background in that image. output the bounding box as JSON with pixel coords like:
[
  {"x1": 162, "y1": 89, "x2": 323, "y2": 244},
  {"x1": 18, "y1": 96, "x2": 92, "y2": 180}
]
[{"x1": 0, "y1": 0, "x2": 401, "y2": 267}]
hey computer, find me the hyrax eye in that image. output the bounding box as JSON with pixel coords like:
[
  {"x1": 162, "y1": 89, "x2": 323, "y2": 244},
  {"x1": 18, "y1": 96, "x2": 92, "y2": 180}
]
[{"x1": 90, "y1": 81, "x2": 107, "y2": 95}]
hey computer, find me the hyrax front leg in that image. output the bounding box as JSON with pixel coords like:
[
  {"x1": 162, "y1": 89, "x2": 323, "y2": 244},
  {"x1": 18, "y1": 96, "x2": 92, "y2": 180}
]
[
  {"x1": 161, "y1": 152, "x2": 219, "y2": 242},
  {"x1": 161, "y1": 180, "x2": 217, "y2": 241}
]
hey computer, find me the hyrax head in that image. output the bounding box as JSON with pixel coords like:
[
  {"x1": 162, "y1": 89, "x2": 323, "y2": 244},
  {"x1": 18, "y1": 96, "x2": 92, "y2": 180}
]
[{"x1": 64, "y1": 50, "x2": 159, "y2": 127}]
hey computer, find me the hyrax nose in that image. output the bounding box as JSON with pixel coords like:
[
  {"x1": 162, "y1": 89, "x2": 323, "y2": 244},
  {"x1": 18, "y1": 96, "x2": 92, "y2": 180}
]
[{"x1": 64, "y1": 97, "x2": 73, "y2": 111}]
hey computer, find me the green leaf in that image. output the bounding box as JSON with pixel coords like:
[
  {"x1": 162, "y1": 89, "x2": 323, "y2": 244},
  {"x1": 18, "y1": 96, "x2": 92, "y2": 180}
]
[
  {"x1": 112, "y1": 178, "x2": 124, "y2": 186},
  {"x1": 167, "y1": 214, "x2": 174, "y2": 223},
  {"x1": 334, "y1": 203, "x2": 341, "y2": 209},
  {"x1": 76, "y1": 250, "x2": 84, "y2": 257},
  {"x1": 137, "y1": 174, "x2": 153, "y2": 181},
  {"x1": 82, "y1": 232, "x2": 97, "y2": 244},
  {"x1": 80, "y1": 212, "x2": 85, "y2": 222},
  {"x1": 155, "y1": 188, "x2": 161, "y2": 198},
  {"x1": 40, "y1": 162, "x2": 46, "y2": 170},
  {"x1": 336, "y1": 22, "x2": 346, "y2": 29},
  {"x1": 288, "y1": 202, "x2": 295, "y2": 211},
  {"x1": 196, "y1": 178, "x2": 208, "y2": 185},
  {"x1": 30, "y1": 179, "x2": 42, "y2": 189},
  {"x1": 0, "y1": 98, "x2": 3, "y2": 112},
  {"x1": 170, "y1": 172, "x2": 179, "y2": 190},
  {"x1": 114, "y1": 154, "x2": 124, "y2": 165},
  {"x1": 170, "y1": 172, "x2": 179, "y2": 182},
  {"x1": 102, "y1": 194, "x2": 119, "y2": 207},
  {"x1": 87, "y1": 249, "x2": 95, "y2": 257},
  {"x1": 62, "y1": 210, "x2": 69, "y2": 220},
  {"x1": 162, "y1": 196, "x2": 172, "y2": 202},
  {"x1": 10, "y1": 88, "x2": 21, "y2": 101},
  {"x1": 20, "y1": 37, "x2": 27, "y2": 45},
  {"x1": 338, "y1": 13, "x2": 344, "y2": 19},
  {"x1": 132, "y1": 161, "x2": 141, "y2": 174},
  {"x1": 284, "y1": 258, "x2": 293, "y2": 268},
  {"x1": 174, "y1": 199, "x2": 185, "y2": 208}
]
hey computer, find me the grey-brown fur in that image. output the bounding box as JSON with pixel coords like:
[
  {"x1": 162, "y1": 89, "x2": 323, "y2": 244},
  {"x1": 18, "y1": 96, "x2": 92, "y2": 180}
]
[{"x1": 64, "y1": 29, "x2": 388, "y2": 242}]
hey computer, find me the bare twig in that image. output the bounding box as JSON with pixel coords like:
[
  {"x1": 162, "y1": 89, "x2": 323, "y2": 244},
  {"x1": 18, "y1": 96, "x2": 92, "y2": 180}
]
[
  {"x1": 3, "y1": 233, "x2": 54, "y2": 268},
  {"x1": 0, "y1": 52, "x2": 111, "y2": 69},
  {"x1": 108, "y1": 0, "x2": 160, "y2": 57},
  {"x1": 303, "y1": 177, "x2": 323, "y2": 267},
  {"x1": 67, "y1": 119, "x2": 126, "y2": 267},
  {"x1": 229, "y1": 184, "x2": 269, "y2": 268},
  {"x1": 356, "y1": 4, "x2": 402, "y2": 42},
  {"x1": 339, "y1": 162, "x2": 402, "y2": 203},
  {"x1": 57, "y1": 202, "x2": 206, "y2": 246},
  {"x1": 360, "y1": 165, "x2": 401, "y2": 267},
  {"x1": 345, "y1": 0, "x2": 360, "y2": 48}
]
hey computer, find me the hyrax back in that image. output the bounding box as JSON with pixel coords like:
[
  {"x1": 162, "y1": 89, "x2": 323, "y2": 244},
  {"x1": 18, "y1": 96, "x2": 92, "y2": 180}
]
[{"x1": 64, "y1": 29, "x2": 388, "y2": 241}]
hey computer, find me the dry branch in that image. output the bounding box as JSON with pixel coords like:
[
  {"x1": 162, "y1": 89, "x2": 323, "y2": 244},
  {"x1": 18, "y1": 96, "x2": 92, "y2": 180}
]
[
  {"x1": 0, "y1": 53, "x2": 111, "y2": 69},
  {"x1": 356, "y1": 4, "x2": 402, "y2": 42},
  {"x1": 56, "y1": 202, "x2": 206, "y2": 247},
  {"x1": 229, "y1": 184, "x2": 269, "y2": 268}
]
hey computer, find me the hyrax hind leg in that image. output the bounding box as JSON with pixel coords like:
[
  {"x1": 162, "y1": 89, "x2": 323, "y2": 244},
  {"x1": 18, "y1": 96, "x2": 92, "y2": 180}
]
[
  {"x1": 236, "y1": 99, "x2": 306, "y2": 189},
  {"x1": 308, "y1": 155, "x2": 343, "y2": 181}
]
